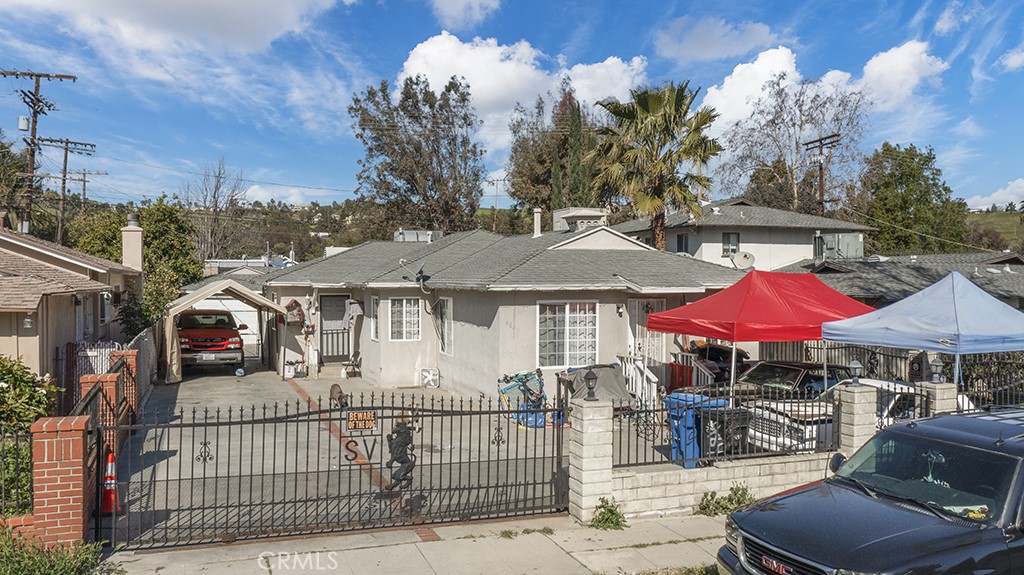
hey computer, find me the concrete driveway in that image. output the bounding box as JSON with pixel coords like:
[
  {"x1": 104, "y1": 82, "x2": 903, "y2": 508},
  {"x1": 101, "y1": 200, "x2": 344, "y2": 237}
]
[{"x1": 104, "y1": 360, "x2": 567, "y2": 549}]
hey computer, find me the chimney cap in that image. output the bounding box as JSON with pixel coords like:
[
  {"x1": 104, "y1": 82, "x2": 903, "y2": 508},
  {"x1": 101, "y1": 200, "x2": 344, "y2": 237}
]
[{"x1": 126, "y1": 213, "x2": 140, "y2": 227}]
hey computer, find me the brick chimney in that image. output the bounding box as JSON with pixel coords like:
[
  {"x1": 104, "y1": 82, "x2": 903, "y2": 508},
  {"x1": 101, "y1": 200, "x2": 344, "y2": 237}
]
[{"x1": 121, "y1": 213, "x2": 144, "y2": 271}]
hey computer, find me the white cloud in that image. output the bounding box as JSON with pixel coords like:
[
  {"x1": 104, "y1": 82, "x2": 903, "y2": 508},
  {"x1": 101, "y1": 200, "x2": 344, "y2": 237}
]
[
  {"x1": 0, "y1": 0, "x2": 361, "y2": 137},
  {"x1": 429, "y1": 0, "x2": 500, "y2": 30},
  {"x1": 245, "y1": 184, "x2": 310, "y2": 206},
  {"x1": 702, "y1": 46, "x2": 800, "y2": 134},
  {"x1": 963, "y1": 178, "x2": 1024, "y2": 210},
  {"x1": 935, "y1": 0, "x2": 973, "y2": 35},
  {"x1": 998, "y1": 46, "x2": 1024, "y2": 71},
  {"x1": 859, "y1": 41, "x2": 948, "y2": 112},
  {"x1": 953, "y1": 116, "x2": 984, "y2": 139},
  {"x1": 397, "y1": 32, "x2": 646, "y2": 154},
  {"x1": 0, "y1": 0, "x2": 338, "y2": 54},
  {"x1": 654, "y1": 17, "x2": 779, "y2": 65}
]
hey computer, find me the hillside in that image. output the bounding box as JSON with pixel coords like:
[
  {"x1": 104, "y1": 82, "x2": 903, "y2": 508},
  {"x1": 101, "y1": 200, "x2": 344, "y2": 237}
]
[{"x1": 969, "y1": 211, "x2": 1024, "y2": 247}]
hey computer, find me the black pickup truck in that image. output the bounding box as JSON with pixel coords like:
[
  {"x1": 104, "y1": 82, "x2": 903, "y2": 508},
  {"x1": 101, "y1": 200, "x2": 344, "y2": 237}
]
[{"x1": 718, "y1": 409, "x2": 1024, "y2": 575}]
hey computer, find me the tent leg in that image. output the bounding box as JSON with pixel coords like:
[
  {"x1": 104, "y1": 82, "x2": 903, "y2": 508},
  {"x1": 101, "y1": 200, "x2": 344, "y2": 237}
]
[
  {"x1": 953, "y1": 354, "x2": 961, "y2": 388},
  {"x1": 729, "y1": 341, "x2": 737, "y2": 402}
]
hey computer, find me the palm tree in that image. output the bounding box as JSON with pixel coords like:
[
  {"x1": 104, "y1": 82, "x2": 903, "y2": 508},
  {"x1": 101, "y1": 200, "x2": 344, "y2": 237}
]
[{"x1": 591, "y1": 82, "x2": 722, "y2": 250}]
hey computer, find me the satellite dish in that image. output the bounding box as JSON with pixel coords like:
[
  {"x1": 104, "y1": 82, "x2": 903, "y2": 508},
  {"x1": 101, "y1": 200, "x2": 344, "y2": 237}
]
[{"x1": 731, "y1": 251, "x2": 756, "y2": 270}]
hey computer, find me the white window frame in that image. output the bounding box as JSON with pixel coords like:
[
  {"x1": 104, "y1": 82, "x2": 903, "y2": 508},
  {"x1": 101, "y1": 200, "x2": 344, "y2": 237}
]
[
  {"x1": 722, "y1": 232, "x2": 740, "y2": 257},
  {"x1": 436, "y1": 296, "x2": 452, "y2": 356},
  {"x1": 389, "y1": 297, "x2": 421, "y2": 342},
  {"x1": 675, "y1": 233, "x2": 690, "y2": 254},
  {"x1": 99, "y1": 293, "x2": 111, "y2": 326},
  {"x1": 536, "y1": 300, "x2": 598, "y2": 368},
  {"x1": 370, "y1": 296, "x2": 379, "y2": 342}
]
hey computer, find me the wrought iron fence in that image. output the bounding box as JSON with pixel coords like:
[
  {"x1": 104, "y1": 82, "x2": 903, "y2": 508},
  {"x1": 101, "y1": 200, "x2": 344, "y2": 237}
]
[
  {"x1": 612, "y1": 387, "x2": 840, "y2": 469},
  {"x1": 96, "y1": 390, "x2": 567, "y2": 549},
  {"x1": 611, "y1": 378, "x2": 946, "y2": 469},
  {"x1": 0, "y1": 432, "x2": 33, "y2": 516}
]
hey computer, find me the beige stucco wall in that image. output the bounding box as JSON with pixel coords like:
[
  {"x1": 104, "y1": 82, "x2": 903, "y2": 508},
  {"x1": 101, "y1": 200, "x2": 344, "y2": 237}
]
[{"x1": 0, "y1": 311, "x2": 42, "y2": 374}]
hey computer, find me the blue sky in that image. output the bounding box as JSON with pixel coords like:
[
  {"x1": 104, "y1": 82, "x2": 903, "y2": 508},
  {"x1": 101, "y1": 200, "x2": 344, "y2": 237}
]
[{"x1": 1, "y1": 0, "x2": 1022, "y2": 211}]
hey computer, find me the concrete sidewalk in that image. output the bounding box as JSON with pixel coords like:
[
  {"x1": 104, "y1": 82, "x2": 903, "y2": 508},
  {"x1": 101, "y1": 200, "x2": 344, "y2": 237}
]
[{"x1": 112, "y1": 514, "x2": 726, "y2": 574}]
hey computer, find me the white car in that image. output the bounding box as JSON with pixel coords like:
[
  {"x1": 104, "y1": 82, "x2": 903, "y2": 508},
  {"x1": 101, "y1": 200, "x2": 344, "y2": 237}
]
[{"x1": 746, "y1": 378, "x2": 975, "y2": 452}]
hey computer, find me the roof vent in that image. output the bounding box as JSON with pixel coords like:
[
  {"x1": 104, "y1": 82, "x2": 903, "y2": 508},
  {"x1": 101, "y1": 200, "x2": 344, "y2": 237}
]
[{"x1": 711, "y1": 207, "x2": 721, "y2": 215}]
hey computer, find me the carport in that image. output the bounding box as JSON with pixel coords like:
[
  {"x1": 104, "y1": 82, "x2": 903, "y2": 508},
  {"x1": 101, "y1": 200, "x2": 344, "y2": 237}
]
[{"x1": 162, "y1": 279, "x2": 287, "y2": 383}]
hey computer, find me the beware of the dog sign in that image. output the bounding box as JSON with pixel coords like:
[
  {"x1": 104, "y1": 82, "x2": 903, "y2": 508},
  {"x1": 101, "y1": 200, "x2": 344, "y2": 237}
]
[{"x1": 346, "y1": 410, "x2": 377, "y2": 432}]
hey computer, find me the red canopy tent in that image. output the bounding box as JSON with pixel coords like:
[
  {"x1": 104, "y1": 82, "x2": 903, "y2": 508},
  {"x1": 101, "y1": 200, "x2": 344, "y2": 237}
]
[
  {"x1": 648, "y1": 270, "x2": 874, "y2": 341},
  {"x1": 647, "y1": 270, "x2": 874, "y2": 387}
]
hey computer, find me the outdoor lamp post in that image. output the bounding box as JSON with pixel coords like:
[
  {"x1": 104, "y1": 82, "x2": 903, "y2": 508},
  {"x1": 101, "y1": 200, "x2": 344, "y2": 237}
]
[
  {"x1": 849, "y1": 359, "x2": 863, "y2": 387},
  {"x1": 584, "y1": 369, "x2": 598, "y2": 401},
  {"x1": 930, "y1": 356, "x2": 945, "y2": 382}
]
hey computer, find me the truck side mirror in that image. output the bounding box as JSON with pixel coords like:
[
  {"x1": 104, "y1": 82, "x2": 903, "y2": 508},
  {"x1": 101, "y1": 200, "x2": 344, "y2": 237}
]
[
  {"x1": 238, "y1": 324, "x2": 248, "y2": 330},
  {"x1": 829, "y1": 452, "x2": 847, "y2": 474}
]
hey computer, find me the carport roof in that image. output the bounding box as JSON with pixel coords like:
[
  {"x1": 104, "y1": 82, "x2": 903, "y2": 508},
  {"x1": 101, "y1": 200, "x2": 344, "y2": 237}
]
[{"x1": 167, "y1": 279, "x2": 286, "y2": 316}]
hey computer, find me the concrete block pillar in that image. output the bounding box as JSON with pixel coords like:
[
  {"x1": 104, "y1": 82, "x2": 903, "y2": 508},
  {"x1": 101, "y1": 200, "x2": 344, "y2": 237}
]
[
  {"x1": 916, "y1": 380, "x2": 958, "y2": 416},
  {"x1": 838, "y1": 383, "x2": 878, "y2": 455},
  {"x1": 568, "y1": 398, "x2": 613, "y2": 523}
]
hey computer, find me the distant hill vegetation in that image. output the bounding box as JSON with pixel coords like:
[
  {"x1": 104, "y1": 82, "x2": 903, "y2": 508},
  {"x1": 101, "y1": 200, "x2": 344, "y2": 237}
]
[{"x1": 968, "y1": 211, "x2": 1024, "y2": 250}]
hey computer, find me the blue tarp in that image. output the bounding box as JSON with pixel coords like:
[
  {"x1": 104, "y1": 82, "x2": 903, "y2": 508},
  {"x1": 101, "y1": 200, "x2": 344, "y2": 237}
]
[{"x1": 822, "y1": 271, "x2": 1024, "y2": 354}]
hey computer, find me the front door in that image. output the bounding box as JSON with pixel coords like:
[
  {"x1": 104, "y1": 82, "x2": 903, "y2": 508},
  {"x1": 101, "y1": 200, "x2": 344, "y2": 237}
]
[
  {"x1": 627, "y1": 298, "x2": 666, "y2": 362},
  {"x1": 320, "y1": 294, "x2": 351, "y2": 361}
]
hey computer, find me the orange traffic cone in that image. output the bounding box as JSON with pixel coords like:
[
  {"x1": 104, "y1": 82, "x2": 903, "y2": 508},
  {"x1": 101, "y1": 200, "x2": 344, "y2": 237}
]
[{"x1": 100, "y1": 451, "x2": 121, "y2": 515}]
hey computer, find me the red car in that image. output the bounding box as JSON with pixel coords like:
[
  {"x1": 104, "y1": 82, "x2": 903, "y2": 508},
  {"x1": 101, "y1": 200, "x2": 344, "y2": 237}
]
[{"x1": 177, "y1": 309, "x2": 246, "y2": 371}]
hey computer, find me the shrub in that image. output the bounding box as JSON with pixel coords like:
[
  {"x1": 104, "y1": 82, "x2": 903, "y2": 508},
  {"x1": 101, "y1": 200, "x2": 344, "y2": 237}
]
[
  {"x1": 0, "y1": 437, "x2": 32, "y2": 517},
  {"x1": 590, "y1": 497, "x2": 628, "y2": 530},
  {"x1": 0, "y1": 528, "x2": 124, "y2": 575},
  {"x1": 696, "y1": 483, "x2": 755, "y2": 517},
  {"x1": 0, "y1": 357, "x2": 57, "y2": 433}
]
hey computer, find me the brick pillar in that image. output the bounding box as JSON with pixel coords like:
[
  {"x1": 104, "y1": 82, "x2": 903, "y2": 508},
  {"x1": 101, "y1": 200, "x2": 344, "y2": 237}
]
[
  {"x1": 568, "y1": 398, "x2": 613, "y2": 523},
  {"x1": 29, "y1": 416, "x2": 91, "y2": 545},
  {"x1": 837, "y1": 382, "x2": 877, "y2": 455},
  {"x1": 80, "y1": 372, "x2": 124, "y2": 452},
  {"x1": 110, "y1": 349, "x2": 139, "y2": 419},
  {"x1": 916, "y1": 381, "x2": 958, "y2": 416}
]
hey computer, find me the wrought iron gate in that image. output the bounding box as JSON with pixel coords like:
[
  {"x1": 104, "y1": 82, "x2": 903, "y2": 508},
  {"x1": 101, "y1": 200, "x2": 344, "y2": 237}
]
[{"x1": 96, "y1": 391, "x2": 567, "y2": 548}]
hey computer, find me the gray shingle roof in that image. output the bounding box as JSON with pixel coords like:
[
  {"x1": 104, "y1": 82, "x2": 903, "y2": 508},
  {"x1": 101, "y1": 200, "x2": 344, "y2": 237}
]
[
  {"x1": 778, "y1": 252, "x2": 1024, "y2": 302},
  {"x1": 612, "y1": 199, "x2": 874, "y2": 234},
  {"x1": 265, "y1": 227, "x2": 743, "y2": 292}
]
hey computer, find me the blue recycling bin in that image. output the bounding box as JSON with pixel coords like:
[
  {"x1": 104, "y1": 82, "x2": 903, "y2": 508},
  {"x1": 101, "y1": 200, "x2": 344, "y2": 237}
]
[{"x1": 662, "y1": 392, "x2": 730, "y2": 468}]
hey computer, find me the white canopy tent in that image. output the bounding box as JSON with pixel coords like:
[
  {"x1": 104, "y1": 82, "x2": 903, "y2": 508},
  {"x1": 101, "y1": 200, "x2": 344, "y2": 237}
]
[
  {"x1": 162, "y1": 279, "x2": 287, "y2": 383},
  {"x1": 822, "y1": 271, "x2": 1024, "y2": 386}
]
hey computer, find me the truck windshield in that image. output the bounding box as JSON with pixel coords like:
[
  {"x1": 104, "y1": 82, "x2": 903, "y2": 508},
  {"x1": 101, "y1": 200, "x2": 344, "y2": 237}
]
[{"x1": 834, "y1": 430, "x2": 1018, "y2": 524}]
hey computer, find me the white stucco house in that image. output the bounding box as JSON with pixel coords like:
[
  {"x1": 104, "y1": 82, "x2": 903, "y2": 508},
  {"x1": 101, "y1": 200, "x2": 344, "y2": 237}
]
[
  {"x1": 260, "y1": 215, "x2": 744, "y2": 398},
  {"x1": 613, "y1": 199, "x2": 874, "y2": 271}
]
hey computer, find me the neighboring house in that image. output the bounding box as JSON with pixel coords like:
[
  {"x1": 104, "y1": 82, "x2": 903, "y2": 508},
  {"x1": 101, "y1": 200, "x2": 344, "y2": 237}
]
[
  {"x1": 778, "y1": 251, "x2": 1024, "y2": 308},
  {"x1": 613, "y1": 199, "x2": 874, "y2": 271},
  {"x1": 263, "y1": 214, "x2": 744, "y2": 397},
  {"x1": 0, "y1": 220, "x2": 143, "y2": 383}
]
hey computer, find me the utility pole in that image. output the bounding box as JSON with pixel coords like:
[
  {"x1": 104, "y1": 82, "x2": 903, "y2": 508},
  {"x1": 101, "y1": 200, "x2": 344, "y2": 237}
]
[
  {"x1": 0, "y1": 69, "x2": 77, "y2": 232},
  {"x1": 802, "y1": 133, "x2": 840, "y2": 216},
  {"x1": 74, "y1": 170, "x2": 107, "y2": 219},
  {"x1": 37, "y1": 138, "x2": 95, "y2": 244}
]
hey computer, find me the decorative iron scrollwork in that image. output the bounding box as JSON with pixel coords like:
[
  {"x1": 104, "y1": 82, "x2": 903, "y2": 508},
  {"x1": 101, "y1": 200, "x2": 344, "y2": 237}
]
[
  {"x1": 196, "y1": 440, "x2": 214, "y2": 463},
  {"x1": 491, "y1": 424, "x2": 505, "y2": 446}
]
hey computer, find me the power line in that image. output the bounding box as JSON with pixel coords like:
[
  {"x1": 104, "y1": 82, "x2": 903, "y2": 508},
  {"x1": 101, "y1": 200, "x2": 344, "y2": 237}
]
[{"x1": 0, "y1": 69, "x2": 77, "y2": 232}]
